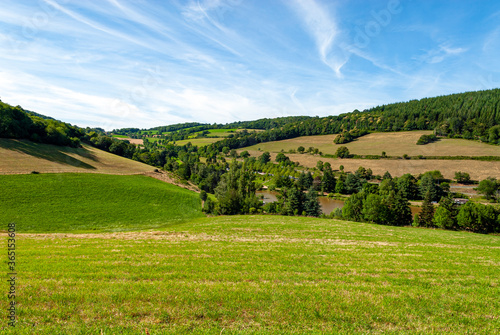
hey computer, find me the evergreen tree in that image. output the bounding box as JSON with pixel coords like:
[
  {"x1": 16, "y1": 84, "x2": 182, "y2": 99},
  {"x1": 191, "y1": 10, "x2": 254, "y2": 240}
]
[
  {"x1": 335, "y1": 180, "x2": 346, "y2": 194},
  {"x1": 418, "y1": 191, "x2": 435, "y2": 227},
  {"x1": 419, "y1": 172, "x2": 438, "y2": 201},
  {"x1": 297, "y1": 172, "x2": 307, "y2": 190},
  {"x1": 396, "y1": 174, "x2": 419, "y2": 200},
  {"x1": 281, "y1": 184, "x2": 305, "y2": 216},
  {"x1": 304, "y1": 188, "x2": 321, "y2": 217},
  {"x1": 321, "y1": 164, "x2": 336, "y2": 193},
  {"x1": 345, "y1": 173, "x2": 362, "y2": 194},
  {"x1": 388, "y1": 190, "x2": 413, "y2": 226},
  {"x1": 304, "y1": 172, "x2": 314, "y2": 189}
]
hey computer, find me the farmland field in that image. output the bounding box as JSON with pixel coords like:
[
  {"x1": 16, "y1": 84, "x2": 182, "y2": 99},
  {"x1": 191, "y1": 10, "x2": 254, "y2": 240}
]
[
  {"x1": 241, "y1": 131, "x2": 500, "y2": 157},
  {"x1": 241, "y1": 151, "x2": 500, "y2": 181},
  {"x1": 2, "y1": 216, "x2": 499, "y2": 334},
  {"x1": 173, "y1": 137, "x2": 224, "y2": 147},
  {"x1": 0, "y1": 139, "x2": 154, "y2": 175},
  {"x1": 0, "y1": 173, "x2": 203, "y2": 232}
]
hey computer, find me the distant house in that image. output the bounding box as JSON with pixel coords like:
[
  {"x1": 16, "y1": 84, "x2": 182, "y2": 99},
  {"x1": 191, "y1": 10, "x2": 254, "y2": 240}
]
[{"x1": 453, "y1": 198, "x2": 469, "y2": 205}]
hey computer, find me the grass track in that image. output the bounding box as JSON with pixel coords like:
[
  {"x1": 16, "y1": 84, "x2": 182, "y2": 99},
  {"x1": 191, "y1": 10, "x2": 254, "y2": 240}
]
[
  {"x1": 2, "y1": 216, "x2": 499, "y2": 334},
  {"x1": 0, "y1": 173, "x2": 203, "y2": 232}
]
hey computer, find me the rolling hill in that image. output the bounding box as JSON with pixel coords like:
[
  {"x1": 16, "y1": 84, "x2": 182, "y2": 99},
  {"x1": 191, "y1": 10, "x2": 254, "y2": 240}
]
[
  {"x1": 0, "y1": 138, "x2": 155, "y2": 175},
  {"x1": 0, "y1": 173, "x2": 203, "y2": 233}
]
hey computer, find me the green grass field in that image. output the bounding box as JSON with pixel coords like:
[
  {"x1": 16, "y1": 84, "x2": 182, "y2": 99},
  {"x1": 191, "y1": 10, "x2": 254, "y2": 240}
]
[
  {"x1": 0, "y1": 173, "x2": 203, "y2": 233},
  {"x1": 173, "y1": 137, "x2": 224, "y2": 147},
  {"x1": 2, "y1": 216, "x2": 498, "y2": 334}
]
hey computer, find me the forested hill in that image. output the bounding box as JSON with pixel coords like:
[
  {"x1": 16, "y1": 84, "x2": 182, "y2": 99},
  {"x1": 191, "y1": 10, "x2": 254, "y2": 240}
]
[
  {"x1": 200, "y1": 88, "x2": 500, "y2": 153},
  {"x1": 365, "y1": 89, "x2": 500, "y2": 137},
  {"x1": 0, "y1": 100, "x2": 85, "y2": 147},
  {"x1": 112, "y1": 116, "x2": 313, "y2": 136}
]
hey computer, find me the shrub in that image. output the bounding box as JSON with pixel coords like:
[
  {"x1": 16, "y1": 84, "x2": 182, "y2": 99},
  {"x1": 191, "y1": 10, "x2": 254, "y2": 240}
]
[{"x1": 416, "y1": 134, "x2": 438, "y2": 145}]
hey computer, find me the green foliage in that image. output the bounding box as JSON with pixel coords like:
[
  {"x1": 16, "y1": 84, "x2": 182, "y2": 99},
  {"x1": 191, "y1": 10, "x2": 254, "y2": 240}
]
[
  {"x1": 419, "y1": 172, "x2": 439, "y2": 201},
  {"x1": 321, "y1": 164, "x2": 336, "y2": 193},
  {"x1": 304, "y1": 188, "x2": 322, "y2": 217},
  {"x1": 258, "y1": 151, "x2": 271, "y2": 164},
  {"x1": 476, "y1": 177, "x2": 499, "y2": 200},
  {"x1": 433, "y1": 196, "x2": 457, "y2": 229},
  {"x1": 203, "y1": 89, "x2": 500, "y2": 156},
  {"x1": 362, "y1": 194, "x2": 390, "y2": 224},
  {"x1": 416, "y1": 134, "x2": 438, "y2": 145},
  {"x1": 316, "y1": 160, "x2": 324, "y2": 171},
  {"x1": 342, "y1": 192, "x2": 365, "y2": 221},
  {"x1": 345, "y1": 173, "x2": 363, "y2": 194},
  {"x1": 214, "y1": 162, "x2": 260, "y2": 215},
  {"x1": 280, "y1": 184, "x2": 306, "y2": 216},
  {"x1": 417, "y1": 191, "x2": 435, "y2": 227},
  {"x1": 335, "y1": 146, "x2": 350, "y2": 158},
  {"x1": 455, "y1": 171, "x2": 471, "y2": 184},
  {"x1": 391, "y1": 190, "x2": 413, "y2": 226},
  {"x1": 199, "y1": 190, "x2": 208, "y2": 202},
  {"x1": 0, "y1": 101, "x2": 84, "y2": 147},
  {"x1": 335, "y1": 179, "x2": 346, "y2": 194},
  {"x1": 456, "y1": 201, "x2": 499, "y2": 233},
  {"x1": 396, "y1": 174, "x2": 419, "y2": 200}
]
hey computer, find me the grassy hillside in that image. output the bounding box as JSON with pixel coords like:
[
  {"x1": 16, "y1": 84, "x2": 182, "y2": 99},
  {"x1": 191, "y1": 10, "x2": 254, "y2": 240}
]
[
  {"x1": 3, "y1": 216, "x2": 498, "y2": 334},
  {"x1": 241, "y1": 131, "x2": 500, "y2": 157},
  {"x1": 0, "y1": 173, "x2": 203, "y2": 232},
  {"x1": 0, "y1": 139, "x2": 154, "y2": 175}
]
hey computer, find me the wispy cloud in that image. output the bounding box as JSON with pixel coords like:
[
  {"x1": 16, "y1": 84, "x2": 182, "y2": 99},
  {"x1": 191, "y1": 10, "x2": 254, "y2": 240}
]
[
  {"x1": 286, "y1": 0, "x2": 347, "y2": 77},
  {"x1": 417, "y1": 44, "x2": 468, "y2": 64}
]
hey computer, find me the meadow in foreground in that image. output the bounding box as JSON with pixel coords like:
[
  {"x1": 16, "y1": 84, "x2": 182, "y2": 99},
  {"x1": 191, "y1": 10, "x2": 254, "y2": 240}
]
[{"x1": 2, "y1": 216, "x2": 499, "y2": 334}]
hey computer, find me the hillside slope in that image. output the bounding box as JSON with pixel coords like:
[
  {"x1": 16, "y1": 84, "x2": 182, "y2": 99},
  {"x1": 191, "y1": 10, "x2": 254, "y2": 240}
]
[
  {"x1": 0, "y1": 173, "x2": 203, "y2": 232},
  {"x1": 0, "y1": 138, "x2": 155, "y2": 175}
]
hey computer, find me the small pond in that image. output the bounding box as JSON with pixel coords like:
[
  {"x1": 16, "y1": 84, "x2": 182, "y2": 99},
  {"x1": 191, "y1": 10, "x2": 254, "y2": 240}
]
[{"x1": 257, "y1": 190, "x2": 421, "y2": 216}]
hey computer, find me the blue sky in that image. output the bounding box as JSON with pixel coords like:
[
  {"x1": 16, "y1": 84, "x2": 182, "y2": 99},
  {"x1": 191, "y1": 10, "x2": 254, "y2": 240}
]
[{"x1": 0, "y1": 0, "x2": 499, "y2": 130}]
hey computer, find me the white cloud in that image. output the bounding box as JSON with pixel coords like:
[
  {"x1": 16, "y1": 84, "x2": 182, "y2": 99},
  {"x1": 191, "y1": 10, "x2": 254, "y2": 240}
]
[
  {"x1": 417, "y1": 44, "x2": 467, "y2": 64},
  {"x1": 287, "y1": 0, "x2": 348, "y2": 77}
]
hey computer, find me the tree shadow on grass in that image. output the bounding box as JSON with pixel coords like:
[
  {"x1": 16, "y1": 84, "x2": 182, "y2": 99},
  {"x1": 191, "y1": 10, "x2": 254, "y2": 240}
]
[{"x1": 0, "y1": 139, "x2": 97, "y2": 170}]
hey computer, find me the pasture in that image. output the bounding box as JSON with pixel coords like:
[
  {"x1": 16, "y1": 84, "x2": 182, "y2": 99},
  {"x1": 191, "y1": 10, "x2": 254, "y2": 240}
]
[
  {"x1": 2, "y1": 216, "x2": 499, "y2": 334},
  {"x1": 0, "y1": 139, "x2": 154, "y2": 175},
  {"x1": 0, "y1": 173, "x2": 203, "y2": 233},
  {"x1": 173, "y1": 137, "x2": 224, "y2": 147}
]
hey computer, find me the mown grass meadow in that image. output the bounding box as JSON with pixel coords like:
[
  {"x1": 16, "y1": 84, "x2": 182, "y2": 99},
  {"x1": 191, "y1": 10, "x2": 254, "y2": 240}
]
[
  {"x1": 0, "y1": 173, "x2": 203, "y2": 233},
  {"x1": 2, "y1": 216, "x2": 499, "y2": 334}
]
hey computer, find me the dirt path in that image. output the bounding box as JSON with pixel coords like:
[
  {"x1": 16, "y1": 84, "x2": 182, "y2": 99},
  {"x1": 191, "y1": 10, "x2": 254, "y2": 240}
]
[{"x1": 143, "y1": 170, "x2": 199, "y2": 193}]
